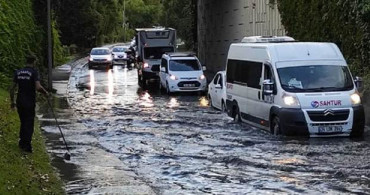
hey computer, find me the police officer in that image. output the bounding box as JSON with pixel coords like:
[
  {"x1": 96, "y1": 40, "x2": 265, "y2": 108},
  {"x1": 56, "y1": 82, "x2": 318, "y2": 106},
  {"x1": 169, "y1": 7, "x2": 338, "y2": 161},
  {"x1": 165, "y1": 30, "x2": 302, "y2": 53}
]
[{"x1": 10, "y1": 55, "x2": 48, "y2": 153}]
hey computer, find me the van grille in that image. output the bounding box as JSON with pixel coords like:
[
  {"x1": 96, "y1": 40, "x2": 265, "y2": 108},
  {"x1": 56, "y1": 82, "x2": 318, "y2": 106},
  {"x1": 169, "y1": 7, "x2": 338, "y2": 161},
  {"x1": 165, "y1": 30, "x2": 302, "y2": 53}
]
[{"x1": 307, "y1": 109, "x2": 350, "y2": 122}]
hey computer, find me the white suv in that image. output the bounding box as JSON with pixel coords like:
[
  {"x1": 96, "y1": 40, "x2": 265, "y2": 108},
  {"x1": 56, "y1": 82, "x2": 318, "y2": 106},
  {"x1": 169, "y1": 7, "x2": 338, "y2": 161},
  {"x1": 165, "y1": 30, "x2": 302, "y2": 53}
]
[{"x1": 159, "y1": 53, "x2": 207, "y2": 94}]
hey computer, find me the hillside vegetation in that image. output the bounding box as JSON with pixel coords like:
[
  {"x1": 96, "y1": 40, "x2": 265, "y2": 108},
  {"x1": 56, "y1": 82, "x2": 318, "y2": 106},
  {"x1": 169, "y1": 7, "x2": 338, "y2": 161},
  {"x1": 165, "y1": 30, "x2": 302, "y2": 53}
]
[{"x1": 0, "y1": 0, "x2": 66, "y2": 89}]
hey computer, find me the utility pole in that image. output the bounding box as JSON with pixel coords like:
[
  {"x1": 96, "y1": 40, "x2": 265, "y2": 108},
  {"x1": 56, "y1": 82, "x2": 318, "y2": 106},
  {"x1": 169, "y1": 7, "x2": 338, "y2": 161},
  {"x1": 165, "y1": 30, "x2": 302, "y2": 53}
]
[
  {"x1": 123, "y1": 0, "x2": 128, "y2": 41},
  {"x1": 47, "y1": 0, "x2": 53, "y2": 90}
]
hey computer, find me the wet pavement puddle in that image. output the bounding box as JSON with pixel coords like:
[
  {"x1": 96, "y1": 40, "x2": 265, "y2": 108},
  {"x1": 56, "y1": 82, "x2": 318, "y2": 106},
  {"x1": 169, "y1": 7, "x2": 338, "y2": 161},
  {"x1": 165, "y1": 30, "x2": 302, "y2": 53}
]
[{"x1": 39, "y1": 59, "x2": 370, "y2": 194}]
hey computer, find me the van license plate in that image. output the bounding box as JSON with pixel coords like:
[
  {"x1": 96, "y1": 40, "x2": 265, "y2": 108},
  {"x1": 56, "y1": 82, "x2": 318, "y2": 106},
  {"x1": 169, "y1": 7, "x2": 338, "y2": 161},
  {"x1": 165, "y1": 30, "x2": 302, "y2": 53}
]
[
  {"x1": 318, "y1": 126, "x2": 343, "y2": 133},
  {"x1": 184, "y1": 84, "x2": 195, "y2": 87}
]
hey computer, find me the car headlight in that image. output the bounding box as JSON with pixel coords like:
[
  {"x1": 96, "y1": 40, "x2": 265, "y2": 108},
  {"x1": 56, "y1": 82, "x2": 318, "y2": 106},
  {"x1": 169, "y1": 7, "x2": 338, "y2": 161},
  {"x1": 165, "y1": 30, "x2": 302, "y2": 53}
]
[
  {"x1": 107, "y1": 56, "x2": 112, "y2": 61},
  {"x1": 199, "y1": 74, "x2": 206, "y2": 80},
  {"x1": 89, "y1": 56, "x2": 93, "y2": 61},
  {"x1": 170, "y1": 75, "x2": 178, "y2": 80},
  {"x1": 282, "y1": 93, "x2": 300, "y2": 107},
  {"x1": 350, "y1": 92, "x2": 361, "y2": 105}
]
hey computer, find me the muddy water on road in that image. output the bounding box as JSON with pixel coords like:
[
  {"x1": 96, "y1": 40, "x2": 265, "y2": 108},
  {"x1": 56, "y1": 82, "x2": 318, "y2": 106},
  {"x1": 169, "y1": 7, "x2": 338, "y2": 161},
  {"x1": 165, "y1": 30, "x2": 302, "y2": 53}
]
[{"x1": 42, "y1": 62, "x2": 370, "y2": 194}]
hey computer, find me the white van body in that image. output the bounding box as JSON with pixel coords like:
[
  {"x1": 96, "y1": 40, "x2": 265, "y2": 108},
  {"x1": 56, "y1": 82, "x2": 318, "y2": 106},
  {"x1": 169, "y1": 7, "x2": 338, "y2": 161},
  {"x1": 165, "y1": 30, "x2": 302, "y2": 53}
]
[{"x1": 226, "y1": 36, "x2": 365, "y2": 137}]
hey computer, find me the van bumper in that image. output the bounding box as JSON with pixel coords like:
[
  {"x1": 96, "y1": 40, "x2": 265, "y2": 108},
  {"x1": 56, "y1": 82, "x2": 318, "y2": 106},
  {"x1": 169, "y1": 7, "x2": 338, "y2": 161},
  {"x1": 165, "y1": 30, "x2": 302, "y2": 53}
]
[{"x1": 278, "y1": 108, "x2": 309, "y2": 136}]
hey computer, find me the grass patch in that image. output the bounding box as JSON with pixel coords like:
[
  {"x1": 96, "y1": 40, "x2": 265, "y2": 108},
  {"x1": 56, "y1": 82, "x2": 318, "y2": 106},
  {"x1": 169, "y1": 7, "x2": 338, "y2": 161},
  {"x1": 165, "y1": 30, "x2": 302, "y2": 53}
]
[{"x1": 0, "y1": 88, "x2": 64, "y2": 194}]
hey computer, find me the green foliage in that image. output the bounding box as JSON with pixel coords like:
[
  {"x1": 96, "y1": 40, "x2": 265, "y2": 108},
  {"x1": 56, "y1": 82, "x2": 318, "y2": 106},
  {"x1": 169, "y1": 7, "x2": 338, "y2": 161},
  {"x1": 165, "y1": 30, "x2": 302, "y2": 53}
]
[
  {"x1": 0, "y1": 0, "x2": 67, "y2": 89},
  {"x1": 53, "y1": 19, "x2": 68, "y2": 67},
  {"x1": 56, "y1": 0, "x2": 126, "y2": 47},
  {"x1": 160, "y1": 0, "x2": 197, "y2": 50},
  {"x1": 126, "y1": 0, "x2": 163, "y2": 29},
  {"x1": 0, "y1": 0, "x2": 39, "y2": 79},
  {"x1": 277, "y1": 0, "x2": 370, "y2": 77},
  {"x1": 55, "y1": 0, "x2": 170, "y2": 47},
  {"x1": 0, "y1": 89, "x2": 64, "y2": 194}
]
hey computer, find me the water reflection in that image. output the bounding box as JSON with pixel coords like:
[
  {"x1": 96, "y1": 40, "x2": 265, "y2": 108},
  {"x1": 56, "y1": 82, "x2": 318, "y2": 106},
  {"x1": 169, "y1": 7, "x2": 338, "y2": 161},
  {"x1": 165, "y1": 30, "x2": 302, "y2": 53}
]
[
  {"x1": 139, "y1": 92, "x2": 154, "y2": 108},
  {"x1": 113, "y1": 66, "x2": 119, "y2": 84},
  {"x1": 168, "y1": 98, "x2": 179, "y2": 108},
  {"x1": 199, "y1": 96, "x2": 209, "y2": 107},
  {"x1": 89, "y1": 70, "x2": 95, "y2": 95},
  {"x1": 107, "y1": 69, "x2": 114, "y2": 101},
  {"x1": 274, "y1": 158, "x2": 305, "y2": 165},
  {"x1": 123, "y1": 67, "x2": 128, "y2": 88}
]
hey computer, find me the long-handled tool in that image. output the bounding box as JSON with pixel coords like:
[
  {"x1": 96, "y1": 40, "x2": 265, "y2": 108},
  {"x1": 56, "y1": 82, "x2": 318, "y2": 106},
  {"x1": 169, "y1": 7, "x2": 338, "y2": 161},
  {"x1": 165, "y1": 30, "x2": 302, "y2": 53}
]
[{"x1": 46, "y1": 98, "x2": 71, "y2": 161}]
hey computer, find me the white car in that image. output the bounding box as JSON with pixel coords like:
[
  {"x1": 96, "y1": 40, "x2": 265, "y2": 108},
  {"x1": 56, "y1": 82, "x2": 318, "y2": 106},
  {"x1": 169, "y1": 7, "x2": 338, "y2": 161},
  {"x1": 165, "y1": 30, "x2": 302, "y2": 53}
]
[
  {"x1": 88, "y1": 47, "x2": 113, "y2": 69},
  {"x1": 208, "y1": 71, "x2": 226, "y2": 111},
  {"x1": 159, "y1": 53, "x2": 207, "y2": 94},
  {"x1": 112, "y1": 46, "x2": 129, "y2": 65}
]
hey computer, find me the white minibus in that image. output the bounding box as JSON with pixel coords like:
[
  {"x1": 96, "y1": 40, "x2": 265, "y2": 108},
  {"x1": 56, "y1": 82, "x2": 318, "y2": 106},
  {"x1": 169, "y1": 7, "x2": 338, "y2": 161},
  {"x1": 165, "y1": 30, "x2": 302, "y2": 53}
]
[{"x1": 226, "y1": 36, "x2": 365, "y2": 137}]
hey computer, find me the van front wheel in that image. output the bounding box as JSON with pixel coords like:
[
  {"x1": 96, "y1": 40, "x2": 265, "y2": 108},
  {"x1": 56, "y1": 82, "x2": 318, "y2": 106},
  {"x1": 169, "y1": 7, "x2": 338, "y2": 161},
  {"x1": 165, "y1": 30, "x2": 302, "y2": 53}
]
[
  {"x1": 233, "y1": 106, "x2": 241, "y2": 123},
  {"x1": 272, "y1": 117, "x2": 281, "y2": 136}
]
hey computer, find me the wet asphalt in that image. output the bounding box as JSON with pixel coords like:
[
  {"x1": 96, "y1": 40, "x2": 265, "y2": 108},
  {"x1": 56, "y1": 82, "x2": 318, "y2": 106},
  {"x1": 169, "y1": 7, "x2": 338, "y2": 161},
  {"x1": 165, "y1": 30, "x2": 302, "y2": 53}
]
[{"x1": 39, "y1": 58, "x2": 370, "y2": 195}]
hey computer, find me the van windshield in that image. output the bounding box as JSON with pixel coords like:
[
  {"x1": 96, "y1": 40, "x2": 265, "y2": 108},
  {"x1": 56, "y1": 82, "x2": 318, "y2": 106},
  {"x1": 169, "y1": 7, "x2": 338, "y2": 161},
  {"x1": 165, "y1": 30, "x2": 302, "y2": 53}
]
[
  {"x1": 278, "y1": 65, "x2": 354, "y2": 92},
  {"x1": 169, "y1": 60, "x2": 201, "y2": 71}
]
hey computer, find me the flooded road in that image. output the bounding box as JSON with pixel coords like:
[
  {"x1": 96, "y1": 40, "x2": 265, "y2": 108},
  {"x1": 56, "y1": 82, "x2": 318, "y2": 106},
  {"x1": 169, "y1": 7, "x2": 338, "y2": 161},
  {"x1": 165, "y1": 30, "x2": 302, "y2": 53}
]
[{"x1": 40, "y1": 58, "x2": 370, "y2": 194}]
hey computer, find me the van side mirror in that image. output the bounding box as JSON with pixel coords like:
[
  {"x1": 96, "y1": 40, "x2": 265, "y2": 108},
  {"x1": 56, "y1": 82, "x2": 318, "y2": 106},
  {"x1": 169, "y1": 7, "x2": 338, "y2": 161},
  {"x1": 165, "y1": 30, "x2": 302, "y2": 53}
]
[
  {"x1": 354, "y1": 76, "x2": 364, "y2": 92},
  {"x1": 203, "y1": 66, "x2": 207, "y2": 71},
  {"x1": 160, "y1": 67, "x2": 166, "y2": 72},
  {"x1": 263, "y1": 79, "x2": 275, "y2": 96}
]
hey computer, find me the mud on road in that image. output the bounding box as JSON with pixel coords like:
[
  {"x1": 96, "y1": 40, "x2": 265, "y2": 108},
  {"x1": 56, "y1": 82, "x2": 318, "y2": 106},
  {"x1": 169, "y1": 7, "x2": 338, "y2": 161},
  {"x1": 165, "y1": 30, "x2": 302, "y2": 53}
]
[{"x1": 40, "y1": 58, "x2": 370, "y2": 194}]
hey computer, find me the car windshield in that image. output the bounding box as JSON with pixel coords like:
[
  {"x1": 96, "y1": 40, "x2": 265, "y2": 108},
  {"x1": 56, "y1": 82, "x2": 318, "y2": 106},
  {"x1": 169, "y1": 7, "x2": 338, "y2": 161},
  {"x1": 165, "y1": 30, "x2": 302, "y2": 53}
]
[
  {"x1": 144, "y1": 47, "x2": 174, "y2": 59},
  {"x1": 91, "y1": 49, "x2": 110, "y2": 55},
  {"x1": 112, "y1": 47, "x2": 128, "y2": 52},
  {"x1": 169, "y1": 60, "x2": 201, "y2": 71},
  {"x1": 278, "y1": 65, "x2": 354, "y2": 92}
]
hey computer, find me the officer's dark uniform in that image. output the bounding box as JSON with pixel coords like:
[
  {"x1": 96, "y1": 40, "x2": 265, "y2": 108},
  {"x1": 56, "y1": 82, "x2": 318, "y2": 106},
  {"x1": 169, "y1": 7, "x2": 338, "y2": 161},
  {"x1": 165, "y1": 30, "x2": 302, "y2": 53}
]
[{"x1": 13, "y1": 67, "x2": 40, "y2": 151}]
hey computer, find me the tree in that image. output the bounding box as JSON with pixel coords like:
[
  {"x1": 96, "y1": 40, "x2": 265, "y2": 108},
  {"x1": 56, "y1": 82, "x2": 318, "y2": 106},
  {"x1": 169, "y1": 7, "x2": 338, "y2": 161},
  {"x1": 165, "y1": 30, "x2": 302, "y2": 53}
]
[{"x1": 160, "y1": 0, "x2": 197, "y2": 50}]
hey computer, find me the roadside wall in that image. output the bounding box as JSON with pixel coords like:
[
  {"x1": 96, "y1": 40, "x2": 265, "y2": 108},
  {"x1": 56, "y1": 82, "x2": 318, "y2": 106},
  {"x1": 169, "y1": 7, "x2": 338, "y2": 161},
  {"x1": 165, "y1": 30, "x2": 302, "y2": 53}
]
[{"x1": 197, "y1": 0, "x2": 285, "y2": 74}]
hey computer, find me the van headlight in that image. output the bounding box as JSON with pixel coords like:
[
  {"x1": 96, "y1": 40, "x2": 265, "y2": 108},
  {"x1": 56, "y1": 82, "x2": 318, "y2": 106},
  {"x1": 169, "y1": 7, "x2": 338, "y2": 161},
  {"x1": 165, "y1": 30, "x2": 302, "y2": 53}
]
[
  {"x1": 350, "y1": 92, "x2": 361, "y2": 105},
  {"x1": 170, "y1": 75, "x2": 178, "y2": 80},
  {"x1": 282, "y1": 93, "x2": 300, "y2": 107},
  {"x1": 199, "y1": 74, "x2": 206, "y2": 80}
]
